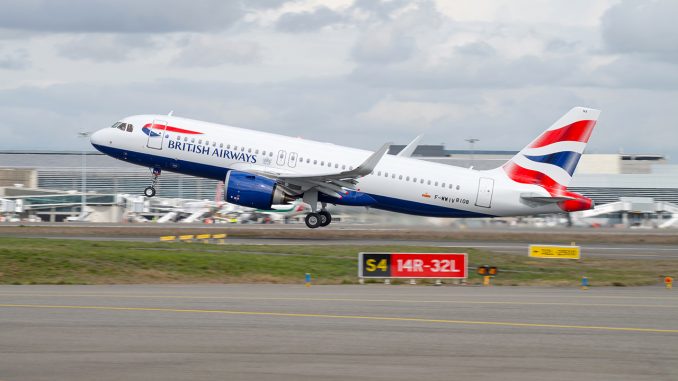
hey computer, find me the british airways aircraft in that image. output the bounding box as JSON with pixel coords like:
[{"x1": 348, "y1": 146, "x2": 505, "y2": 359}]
[{"x1": 90, "y1": 107, "x2": 599, "y2": 228}]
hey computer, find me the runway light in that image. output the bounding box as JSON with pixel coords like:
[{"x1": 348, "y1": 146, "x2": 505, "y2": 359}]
[
  {"x1": 477, "y1": 265, "x2": 489, "y2": 276},
  {"x1": 488, "y1": 267, "x2": 498, "y2": 276}
]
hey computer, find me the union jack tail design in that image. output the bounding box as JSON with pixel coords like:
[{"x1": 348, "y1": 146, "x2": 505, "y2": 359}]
[{"x1": 503, "y1": 107, "x2": 600, "y2": 212}]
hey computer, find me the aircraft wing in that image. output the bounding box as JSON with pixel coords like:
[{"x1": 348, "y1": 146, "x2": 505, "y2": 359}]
[{"x1": 244, "y1": 143, "x2": 391, "y2": 198}]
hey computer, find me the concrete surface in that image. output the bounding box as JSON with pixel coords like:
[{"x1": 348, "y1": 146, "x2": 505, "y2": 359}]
[{"x1": 1, "y1": 284, "x2": 677, "y2": 381}]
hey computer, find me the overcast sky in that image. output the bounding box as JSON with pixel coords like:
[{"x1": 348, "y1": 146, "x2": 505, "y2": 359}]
[{"x1": 0, "y1": 0, "x2": 676, "y2": 161}]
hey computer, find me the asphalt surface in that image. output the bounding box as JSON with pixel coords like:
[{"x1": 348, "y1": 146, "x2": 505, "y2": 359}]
[{"x1": 1, "y1": 284, "x2": 677, "y2": 381}]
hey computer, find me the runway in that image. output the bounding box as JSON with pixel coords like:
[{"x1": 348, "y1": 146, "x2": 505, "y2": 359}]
[{"x1": 1, "y1": 285, "x2": 677, "y2": 380}]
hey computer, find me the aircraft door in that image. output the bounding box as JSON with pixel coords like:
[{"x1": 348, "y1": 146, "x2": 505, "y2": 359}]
[
  {"x1": 475, "y1": 177, "x2": 494, "y2": 208},
  {"x1": 276, "y1": 150, "x2": 287, "y2": 166},
  {"x1": 146, "y1": 119, "x2": 167, "y2": 150},
  {"x1": 288, "y1": 152, "x2": 298, "y2": 168}
]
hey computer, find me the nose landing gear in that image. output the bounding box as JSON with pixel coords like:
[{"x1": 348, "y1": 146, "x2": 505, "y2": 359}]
[{"x1": 144, "y1": 167, "x2": 161, "y2": 198}]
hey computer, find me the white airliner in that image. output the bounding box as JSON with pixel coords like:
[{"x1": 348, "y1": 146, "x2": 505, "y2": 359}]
[{"x1": 90, "y1": 107, "x2": 599, "y2": 228}]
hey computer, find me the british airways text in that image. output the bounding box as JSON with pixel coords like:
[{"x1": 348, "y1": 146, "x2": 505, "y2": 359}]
[{"x1": 167, "y1": 140, "x2": 257, "y2": 163}]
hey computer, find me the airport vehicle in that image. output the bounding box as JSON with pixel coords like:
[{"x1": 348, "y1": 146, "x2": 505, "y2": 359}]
[{"x1": 90, "y1": 107, "x2": 599, "y2": 228}]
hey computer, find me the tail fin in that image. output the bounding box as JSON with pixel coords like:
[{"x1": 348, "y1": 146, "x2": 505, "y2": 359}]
[{"x1": 503, "y1": 107, "x2": 600, "y2": 190}]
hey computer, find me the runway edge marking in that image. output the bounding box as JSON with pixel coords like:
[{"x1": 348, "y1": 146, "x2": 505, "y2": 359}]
[
  {"x1": 0, "y1": 293, "x2": 677, "y2": 308},
  {"x1": 1, "y1": 304, "x2": 677, "y2": 334}
]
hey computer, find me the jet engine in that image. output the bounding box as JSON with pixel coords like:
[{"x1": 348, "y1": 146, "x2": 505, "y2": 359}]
[{"x1": 224, "y1": 171, "x2": 295, "y2": 210}]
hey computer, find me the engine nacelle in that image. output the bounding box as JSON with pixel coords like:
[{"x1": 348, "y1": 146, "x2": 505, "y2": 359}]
[{"x1": 224, "y1": 171, "x2": 293, "y2": 210}]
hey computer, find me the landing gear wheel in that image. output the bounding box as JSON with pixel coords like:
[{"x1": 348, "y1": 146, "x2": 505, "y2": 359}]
[
  {"x1": 145, "y1": 167, "x2": 161, "y2": 197},
  {"x1": 318, "y1": 210, "x2": 332, "y2": 227},
  {"x1": 144, "y1": 186, "x2": 156, "y2": 198},
  {"x1": 305, "y1": 212, "x2": 321, "y2": 229}
]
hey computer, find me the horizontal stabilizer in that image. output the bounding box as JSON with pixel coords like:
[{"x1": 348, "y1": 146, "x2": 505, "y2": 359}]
[{"x1": 520, "y1": 193, "x2": 576, "y2": 203}]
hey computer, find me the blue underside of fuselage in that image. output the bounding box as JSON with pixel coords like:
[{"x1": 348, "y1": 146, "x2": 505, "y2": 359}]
[{"x1": 93, "y1": 144, "x2": 493, "y2": 218}]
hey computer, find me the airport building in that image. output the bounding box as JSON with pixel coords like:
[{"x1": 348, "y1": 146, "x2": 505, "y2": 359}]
[{"x1": 1, "y1": 149, "x2": 677, "y2": 226}]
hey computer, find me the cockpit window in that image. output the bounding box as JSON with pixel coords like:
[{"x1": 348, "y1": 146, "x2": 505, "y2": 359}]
[{"x1": 111, "y1": 121, "x2": 135, "y2": 131}]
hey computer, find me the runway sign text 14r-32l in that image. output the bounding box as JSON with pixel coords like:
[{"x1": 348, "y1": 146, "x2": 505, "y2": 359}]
[{"x1": 359, "y1": 253, "x2": 468, "y2": 279}]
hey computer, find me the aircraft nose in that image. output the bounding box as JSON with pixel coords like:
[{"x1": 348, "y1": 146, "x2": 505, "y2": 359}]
[{"x1": 89, "y1": 129, "x2": 109, "y2": 149}]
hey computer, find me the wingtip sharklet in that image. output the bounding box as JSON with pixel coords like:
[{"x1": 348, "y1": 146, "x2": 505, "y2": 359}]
[
  {"x1": 397, "y1": 135, "x2": 423, "y2": 157},
  {"x1": 353, "y1": 142, "x2": 392, "y2": 176}
]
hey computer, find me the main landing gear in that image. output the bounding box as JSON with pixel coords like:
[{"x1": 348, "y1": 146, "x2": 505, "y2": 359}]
[
  {"x1": 302, "y1": 191, "x2": 332, "y2": 229},
  {"x1": 305, "y1": 208, "x2": 332, "y2": 229},
  {"x1": 144, "y1": 167, "x2": 161, "y2": 198}
]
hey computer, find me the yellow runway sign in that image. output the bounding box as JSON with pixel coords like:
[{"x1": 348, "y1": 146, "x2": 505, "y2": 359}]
[{"x1": 529, "y1": 245, "x2": 580, "y2": 259}]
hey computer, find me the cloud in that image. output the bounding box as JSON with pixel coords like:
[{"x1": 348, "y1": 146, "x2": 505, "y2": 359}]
[
  {"x1": 588, "y1": 56, "x2": 678, "y2": 89},
  {"x1": 0, "y1": 0, "x2": 676, "y2": 163},
  {"x1": 57, "y1": 34, "x2": 158, "y2": 62},
  {"x1": 349, "y1": 54, "x2": 577, "y2": 89},
  {"x1": 0, "y1": 0, "x2": 259, "y2": 33},
  {"x1": 602, "y1": 0, "x2": 678, "y2": 61},
  {"x1": 0, "y1": 47, "x2": 30, "y2": 69},
  {"x1": 173, "y1": 35, "x2": 261, "y2": 67},
  {"x1": 351, "y1": 24, "x2": 415, "y2": 63},
  {"x1": 275, "y1": 6, "x2": 346, "y2": 33},
  {"x1": 455, "y1": 41, "x2": 496, "y2": 56},
  {"x1": 350, "y1": 1, "x2": 443, "y2": 64}
]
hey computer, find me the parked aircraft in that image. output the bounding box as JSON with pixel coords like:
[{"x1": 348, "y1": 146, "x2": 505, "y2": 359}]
[{"x1": 90, "y1": 107, "x2": 599, "y2": 228}]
